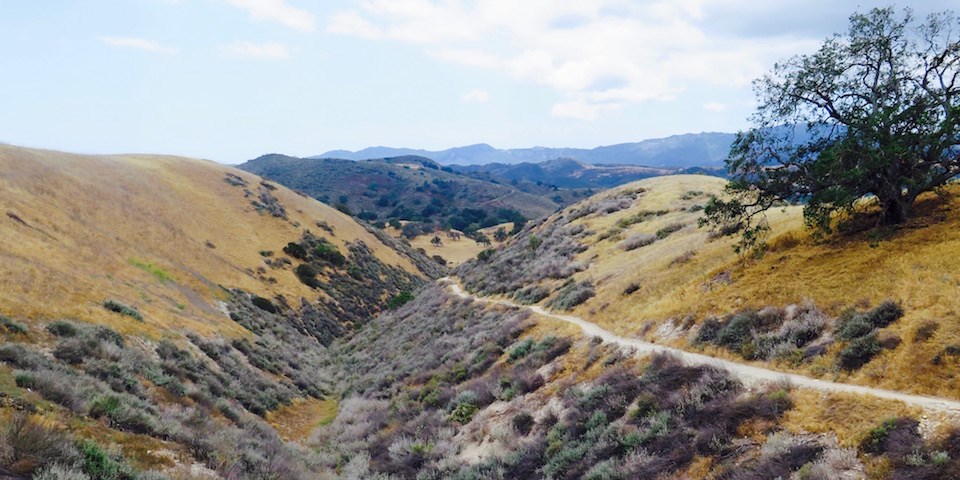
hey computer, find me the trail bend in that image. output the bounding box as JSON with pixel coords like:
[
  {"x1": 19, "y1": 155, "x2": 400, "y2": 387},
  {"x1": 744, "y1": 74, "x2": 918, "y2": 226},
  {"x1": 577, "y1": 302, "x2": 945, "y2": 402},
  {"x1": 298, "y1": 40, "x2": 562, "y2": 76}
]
[{"x1": 441, "y1": 277, "x2": 960, "y2": 414}]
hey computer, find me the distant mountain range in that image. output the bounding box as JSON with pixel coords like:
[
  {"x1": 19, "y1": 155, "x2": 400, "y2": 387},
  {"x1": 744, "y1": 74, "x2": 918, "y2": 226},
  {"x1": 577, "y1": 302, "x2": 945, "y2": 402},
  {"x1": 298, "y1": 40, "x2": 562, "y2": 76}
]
[{"x1": 317, "y1": 132, "x2": 737, "y2": 168}]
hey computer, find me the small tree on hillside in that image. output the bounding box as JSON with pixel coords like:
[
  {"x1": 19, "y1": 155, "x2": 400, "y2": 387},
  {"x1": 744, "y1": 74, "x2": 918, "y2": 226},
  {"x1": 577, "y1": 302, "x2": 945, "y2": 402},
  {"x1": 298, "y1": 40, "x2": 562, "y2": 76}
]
[
  {"x1": 474, "y1": 233, "x2": 492, "y2": 246},
  {"x1": 703, "y1": 8, "x2": 960, "y2": 251},
  {"x1": 430, "y1": 235, "x2": 443, "y2": 247},
  {"x1": 493, "y1": 227, "x2": 508, "y2": 242}
]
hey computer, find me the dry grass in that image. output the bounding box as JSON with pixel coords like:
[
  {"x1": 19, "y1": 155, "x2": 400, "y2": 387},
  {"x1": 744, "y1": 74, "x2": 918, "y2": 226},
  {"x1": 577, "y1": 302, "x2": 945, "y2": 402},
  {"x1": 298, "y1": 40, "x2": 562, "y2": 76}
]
[
  {"x1": 547, "y1": 175, "x2": 800, "y2": 331},
  {"x1": 69, "y1": 416, "x2": 182, "y2": 471},
  {"x1": 392, "y1": 223, "x2": 512, "y2": 267},
  {"x1": 515, "y1": 174, "x2": 960, "y2": 399},
  {"x1": 266, "y1": 397, "x2": 339, "y2": 443},
  {"x1": 782, "y1": 389, "x2": 922, "y2": 447},
  {"x1": 646, "y1": 187, "x2": 960, "y2": 397},
  {"x1": 0, "y1": 144, "x2": 421, "y2": 339}
]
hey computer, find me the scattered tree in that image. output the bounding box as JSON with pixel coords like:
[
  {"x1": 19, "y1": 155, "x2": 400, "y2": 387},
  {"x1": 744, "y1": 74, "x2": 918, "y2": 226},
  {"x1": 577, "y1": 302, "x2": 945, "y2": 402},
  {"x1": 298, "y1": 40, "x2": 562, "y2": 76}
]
[
  {"x1": 494, "y1": 227, "x2": 508, "y2": 242},
  {"x1": 474, "y1": 233, "x2": 492, "y2": 246},
  {"x1": 703, "y1": 7, "x2": 960, "y2": 251},
  {"x1": 430, "y1": 235, "x2": 443, "y2": 247}
]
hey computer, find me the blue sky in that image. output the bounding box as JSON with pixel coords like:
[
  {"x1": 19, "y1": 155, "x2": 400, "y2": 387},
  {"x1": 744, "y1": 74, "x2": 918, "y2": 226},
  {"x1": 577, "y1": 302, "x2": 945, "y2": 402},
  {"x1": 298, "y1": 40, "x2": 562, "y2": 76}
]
[{"x1": 0, "y1": 1, "x2": 953, "y2": 163}]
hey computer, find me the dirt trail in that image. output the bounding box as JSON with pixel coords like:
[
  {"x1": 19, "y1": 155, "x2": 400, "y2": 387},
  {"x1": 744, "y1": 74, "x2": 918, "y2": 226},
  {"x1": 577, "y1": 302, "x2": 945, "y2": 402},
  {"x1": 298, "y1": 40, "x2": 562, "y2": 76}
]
[{"x1": 442, "y1": 278, "x2": 960, "y2": 414}]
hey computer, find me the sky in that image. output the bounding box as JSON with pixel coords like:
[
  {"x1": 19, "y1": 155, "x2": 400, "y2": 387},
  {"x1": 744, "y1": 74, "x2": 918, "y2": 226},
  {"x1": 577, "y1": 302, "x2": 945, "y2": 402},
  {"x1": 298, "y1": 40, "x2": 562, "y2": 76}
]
[{"x1": 0, "y1": 1, "x2": 955, "y2": 163}]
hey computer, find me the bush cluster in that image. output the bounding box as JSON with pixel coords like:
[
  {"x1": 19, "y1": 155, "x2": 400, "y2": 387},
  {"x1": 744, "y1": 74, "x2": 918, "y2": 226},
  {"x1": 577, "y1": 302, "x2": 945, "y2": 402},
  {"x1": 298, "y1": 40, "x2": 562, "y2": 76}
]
[
  {"x1": 619, "y1": 232, "x2": 656, "y2": 251},
  {"x1": 458, "y1": 221, "x2": 589, "y2": 296},
  {"x1": 0, "y1": 315, "x2": 27, "y2": 335},
  {"x1": 696, "y1": 306, "x2": 827, "y2": 363},
  {"x1": 102, "y1": 300, "x2": 142, "y2": 322},
  {"x1": 545, "y1": 280, "x2": 595, "y2": 311},
  {"x1": 835, "y1": 301, "x2": 903, "y2": 371}
]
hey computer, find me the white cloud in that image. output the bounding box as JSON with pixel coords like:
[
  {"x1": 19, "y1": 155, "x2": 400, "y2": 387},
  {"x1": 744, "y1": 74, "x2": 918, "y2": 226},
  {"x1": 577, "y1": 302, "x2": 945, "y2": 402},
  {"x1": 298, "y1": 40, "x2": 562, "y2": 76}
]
[
  {"x1": 99, "y1": 36, "x2": 178, "y2": 54},
  {"x1": 703, "y1": 101, "x2": 727, "y2": 112},
  {"x1": 220, "y1": 41, "x2": 291, "y2": 59},
  {"x1": 551, "y1": 100, "x2": 621, "y2": 121},
  {"x1": 224, "y1": 0, "x2": 315, "y2": 32},
  {"x1": 326, "y1": 0, "x2": 820, "y2": 121},
  {"x1": 461, "y1": 89, "x2": 490, "y2": 104}
]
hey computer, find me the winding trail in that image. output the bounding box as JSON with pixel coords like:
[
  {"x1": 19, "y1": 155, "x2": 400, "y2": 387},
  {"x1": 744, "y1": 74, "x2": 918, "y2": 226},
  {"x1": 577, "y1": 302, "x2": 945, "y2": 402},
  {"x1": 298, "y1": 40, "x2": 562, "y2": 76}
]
[{"x1": 441, "y1": 277, "x2": 960, "y2": 414}]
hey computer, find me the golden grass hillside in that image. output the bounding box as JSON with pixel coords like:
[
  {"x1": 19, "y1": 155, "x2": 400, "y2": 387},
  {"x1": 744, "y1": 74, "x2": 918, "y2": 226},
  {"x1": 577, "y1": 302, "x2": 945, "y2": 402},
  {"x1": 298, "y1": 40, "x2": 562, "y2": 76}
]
[
  {"x1": 0, "y1": 144, "x2": 425, "y2": 339},
  {"x1": 391, "y1": 222, "x2": 512, "y2": 267},
  {"x1": 469, "y1": 174, "x2": 960, "y2": 399}
]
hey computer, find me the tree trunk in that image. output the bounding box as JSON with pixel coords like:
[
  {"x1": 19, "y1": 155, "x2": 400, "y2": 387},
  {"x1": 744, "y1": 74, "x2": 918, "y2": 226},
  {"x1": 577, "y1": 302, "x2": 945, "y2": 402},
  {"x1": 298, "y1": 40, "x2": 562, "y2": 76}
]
[{"x1": 880, "y1": 195, "x2": 910, "y2": 225}]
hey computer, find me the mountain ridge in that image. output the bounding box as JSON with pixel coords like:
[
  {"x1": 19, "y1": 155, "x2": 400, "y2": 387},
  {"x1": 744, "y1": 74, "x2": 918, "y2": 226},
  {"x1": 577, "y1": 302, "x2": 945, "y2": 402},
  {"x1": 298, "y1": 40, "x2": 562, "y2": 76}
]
[{"x1": 315, "y1": 131, "x2": 737, "y2": 168}]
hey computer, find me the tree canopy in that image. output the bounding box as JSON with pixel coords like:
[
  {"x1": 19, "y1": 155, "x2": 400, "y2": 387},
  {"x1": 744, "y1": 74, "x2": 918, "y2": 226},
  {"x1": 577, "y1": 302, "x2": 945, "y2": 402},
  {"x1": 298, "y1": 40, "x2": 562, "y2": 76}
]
[{"x1": 703, "y1": 8, "x2": 960, "y2": 251}]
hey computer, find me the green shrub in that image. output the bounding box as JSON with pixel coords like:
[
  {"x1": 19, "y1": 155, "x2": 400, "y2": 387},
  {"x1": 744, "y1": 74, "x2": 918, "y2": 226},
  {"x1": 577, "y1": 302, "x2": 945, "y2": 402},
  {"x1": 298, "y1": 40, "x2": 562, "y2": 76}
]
[
  {"x1": 630, "y1": 394, "x2": 659, "y2": 420},
  {"x1": 860, "y1": 418, "x2": 899, "y2": 454},
  {"x1": 386, "y1": 292, "x2": 415, "y2": 309},
  {"x1": 837, "y1": 301, "x2": 904, "y2": 341},
  {"x1": 88, "y1": 396, "x2": 120, "y2": 421},
  {"x1": 616, "y1": 210, "x2": 668, "y2": 228},
  {"x1": 509, "y1": 339, "x2": 535, "y2": 362},
  {"x1": 283, "y1": 242, "x2": 308, "y2": 259},
  {"x1": 0, "y1": 315, "x2": 27, "y2": 335},
  {"x1": 251, "y1": 295, "x2": 277, "y2": 314},
  {"x1": 450, "y1": 402, "x2": 480, "y2": 424},
  {"x1": 655, "y1": 222, "x2": 684, "y2": 239},
  {"x1": 695, "y1": 317, "x2": 722, "y2": 344},
  {"x1": 838, "y1": 333, "x2": 882, "y2": 370},
  {"x1": 714, "y1": 312, "x2": 761, "y2": 349},
  {"x1": 89, "y1": 396, "x2": 159, "y2": 435},
  {"x1": 835, "y1": 316, "x2": 874, "y2": 340},
  {"x1": 294, "y1": 264, "x2": 320, "y2": 288},
  {"x1": 528, "y1": 236, "x2": 542, "y2": 251},
  {"x1": 46, "y1": 321, "x2": 79, "y2": 337},
  {"x1": 513, "y1": 285, "x2": 549, "y2": 304},
  {"x1": 314, "y1": 242, "x2": 346, "y2": 267},
  {"x1": 79, "y1": 440, "x2": 135, "y2": 480},
  {"x1": 546, "y1": 281, "x2": 595, "y2": 311},
  {"x1": 54, "y1": 337, "x2": 100, "y2": 364},
  {"x1": 102, "y1": 301, "x2": 142, "y2": 322},
  {"x1": 14, "y1": 370, "x2": 86, "y2": 412},
  {"x1": 863, "y1": 300, "x2": 903, "y2": 328},
  {"x1": 476, "y1": 249, "x2": 495, "y2": 261}
]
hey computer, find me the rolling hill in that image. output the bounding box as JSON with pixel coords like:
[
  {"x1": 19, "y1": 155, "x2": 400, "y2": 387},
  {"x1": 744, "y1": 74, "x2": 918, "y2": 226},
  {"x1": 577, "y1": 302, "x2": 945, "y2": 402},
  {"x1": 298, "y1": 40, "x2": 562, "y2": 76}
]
[
  {"x1": 0, "y1": 144, "x2": 444, "y2": 478},
  {"x1": 452, "y1": 157, "x2": 714, "y2": 189},
  {"x1": 238, "y1": 153, "x2": 563, "y2": 231},
  {"x1": 457, "y1": 175, "x2": 960, "y2": 401}
]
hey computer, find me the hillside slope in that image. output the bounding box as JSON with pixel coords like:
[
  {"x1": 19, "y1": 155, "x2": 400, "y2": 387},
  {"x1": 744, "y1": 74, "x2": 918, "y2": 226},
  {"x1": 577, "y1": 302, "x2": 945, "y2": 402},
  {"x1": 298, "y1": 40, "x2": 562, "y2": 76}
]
[
  {"x1": 0, "y1": 144, "x2": 444, "y2": 478},
  {"x1": 0, "y1": 145, "x2": 440, "y2": 338},
  {"x1": 239, "y1": 154, "x2": 560, "y2": 229},
  {"x1": 453, "y1": 158, "x2": 680, "y2": 189},
  {"x1": 457, "y1": 174, "x2": 960, "y2": 400}
]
